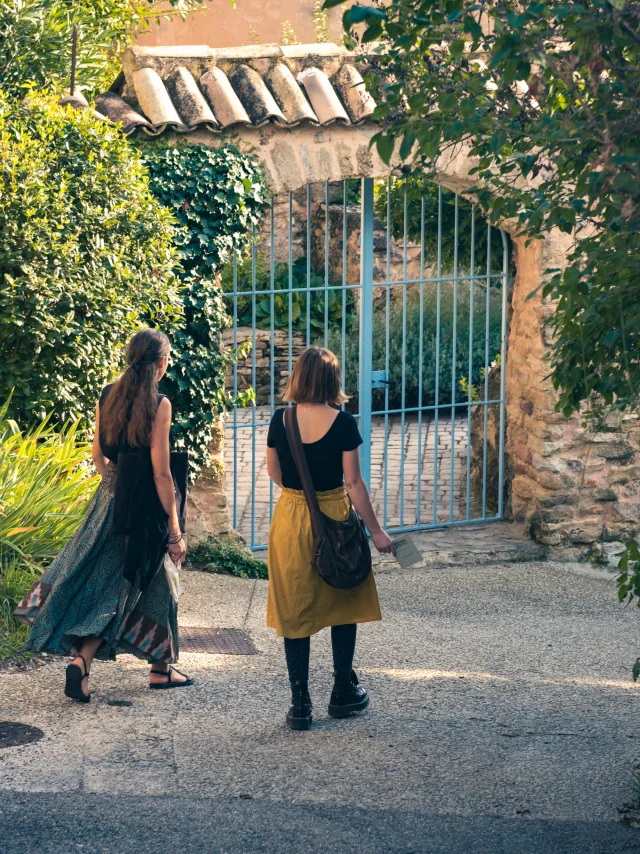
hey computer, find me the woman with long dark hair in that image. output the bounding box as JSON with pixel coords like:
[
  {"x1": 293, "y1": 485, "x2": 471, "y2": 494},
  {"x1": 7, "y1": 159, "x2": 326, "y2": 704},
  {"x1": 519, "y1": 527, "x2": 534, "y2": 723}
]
[{"x1": 15, "y1": 329, "x2": 193, "y2": 702}]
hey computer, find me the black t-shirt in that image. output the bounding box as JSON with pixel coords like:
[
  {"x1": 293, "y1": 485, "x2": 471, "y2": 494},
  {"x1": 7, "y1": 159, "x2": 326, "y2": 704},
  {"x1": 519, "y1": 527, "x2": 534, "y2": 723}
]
[{"x1": 267, "y1": 407, "x2": 363, "y2": 491}]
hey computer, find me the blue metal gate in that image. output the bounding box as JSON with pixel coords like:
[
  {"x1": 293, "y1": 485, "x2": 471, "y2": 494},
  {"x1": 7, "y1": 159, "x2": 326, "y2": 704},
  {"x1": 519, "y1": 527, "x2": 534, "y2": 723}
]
[{"x1": 223, "y1": 177, "x2": 510, "y2": 550}]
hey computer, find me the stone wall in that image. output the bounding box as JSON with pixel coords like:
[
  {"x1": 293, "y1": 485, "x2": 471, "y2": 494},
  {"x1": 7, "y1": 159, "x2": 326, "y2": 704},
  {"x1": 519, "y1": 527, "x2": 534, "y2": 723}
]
[
  {"x1": 505, "y1": 233, "x2": 640, "y2": 563},
  {"x1": 187, "y1": 418, "x2": 233, "y2": 544},
  {"x1": 223, "y1": 326, "x2": 306, "y2": 405}
]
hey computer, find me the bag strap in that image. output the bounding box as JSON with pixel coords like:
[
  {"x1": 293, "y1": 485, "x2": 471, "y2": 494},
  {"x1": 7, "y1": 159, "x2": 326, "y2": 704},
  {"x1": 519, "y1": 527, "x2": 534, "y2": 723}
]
[{"x1": 283, "y1": 406, "x2": 324, "y2": 541}]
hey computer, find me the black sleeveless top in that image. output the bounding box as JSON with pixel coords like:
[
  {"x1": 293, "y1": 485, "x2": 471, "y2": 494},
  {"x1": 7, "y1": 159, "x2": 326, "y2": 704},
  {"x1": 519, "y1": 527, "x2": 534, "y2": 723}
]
[
  {"x1": 98, "y1": 384, "x2": 168, "y2": 463},
  {"x1": 267, "y1": 408, "x2": 363, "y2": 491}
]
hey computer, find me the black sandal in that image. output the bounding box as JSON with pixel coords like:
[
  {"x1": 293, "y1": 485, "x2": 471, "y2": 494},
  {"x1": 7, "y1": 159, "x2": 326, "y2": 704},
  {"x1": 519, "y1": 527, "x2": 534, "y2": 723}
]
[
  {"x1": 65, "y1": 654, "x2": 91, "y2": 704},
  {"x1": 149, "y1": 665, "x2": 194, "y2": 690}
]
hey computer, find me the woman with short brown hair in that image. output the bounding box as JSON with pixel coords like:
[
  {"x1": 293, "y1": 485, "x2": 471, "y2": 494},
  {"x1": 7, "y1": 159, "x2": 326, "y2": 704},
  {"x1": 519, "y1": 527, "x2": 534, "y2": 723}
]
[{"x1": 266, "y1": 347, "x2": 393, "y2": 730}]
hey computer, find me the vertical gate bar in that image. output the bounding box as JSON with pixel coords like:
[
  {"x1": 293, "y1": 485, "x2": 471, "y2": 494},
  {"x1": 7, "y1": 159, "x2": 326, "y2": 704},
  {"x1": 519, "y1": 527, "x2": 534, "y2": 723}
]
[
  {"x1": 417, "y1": 194, "x2": 425, "y2": 526},
  {"x1": 482, "y1": 223, "x2": 492, "y2": 518},
  {"x1": 400, "y1": 185, "x2": 408, "y2": 527},
  {"x1": 341, "y1": 180, "x2": 347, "y2": 408},
  {"x1": 306, "y1": 184, "x2": 311, "y2": 347},
  {"x1": 383, "y1": 175, "x2": 391, "y2": 528},
  {"x1": 288, "y1": 191, "x2": 293, "y2": 379},
  {"x1": 324, "y1": 180, "x2": 329, "y2": 349},
  {"x1": 232, "y1": 249, "x2": 238, "y2": 531},
  {"x1": 359, "y1": 177, "x2": 375, "y2": 489},
  {"x1": 250, "y1": 227, "x2": 257, "y2": 548},
  {"x1": 269, "y1": 199, "x2": 275, "y2": 523},
  {"x1": 497, "y1": 230, "x2": 509, "y2": 518},
  {"x1": 466, "y1": 206, "x2": 475, "y2": 520},
  {"x1": 433, "y1": 187, "x2": 442, "y2": 524},
  {"x1": 449, "y1": 194, "x2": 459, "y2": 523}
]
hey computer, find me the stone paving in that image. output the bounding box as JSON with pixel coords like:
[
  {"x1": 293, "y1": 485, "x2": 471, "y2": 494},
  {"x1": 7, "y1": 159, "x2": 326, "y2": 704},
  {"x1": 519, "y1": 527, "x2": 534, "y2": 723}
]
[{"x1": 224, "y1": 406, "x2": 482, "y2": 547}]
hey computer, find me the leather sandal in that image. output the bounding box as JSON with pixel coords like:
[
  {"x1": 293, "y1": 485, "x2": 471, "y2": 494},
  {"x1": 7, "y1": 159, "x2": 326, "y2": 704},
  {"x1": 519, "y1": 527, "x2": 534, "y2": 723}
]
[
  {"x1": 65, "y1": 654, "x2": 91, "y2": 704},
  {"x1": 149, "y1": 665, "x2": 194, "y2": 690}
]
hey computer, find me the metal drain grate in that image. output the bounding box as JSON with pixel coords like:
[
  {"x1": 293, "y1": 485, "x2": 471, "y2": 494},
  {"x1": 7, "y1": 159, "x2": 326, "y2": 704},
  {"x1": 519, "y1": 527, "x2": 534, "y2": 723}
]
[
  {"x1": 180, "y1": 627, "x2": 257, "y2": 655},
  {"x1": 0, "y1": 721, "x2": 44, "y2": 749}
]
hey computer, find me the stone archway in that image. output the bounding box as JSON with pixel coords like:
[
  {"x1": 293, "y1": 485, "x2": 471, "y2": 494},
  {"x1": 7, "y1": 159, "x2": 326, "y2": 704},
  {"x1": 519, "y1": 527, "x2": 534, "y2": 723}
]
[{"x1": 92, "y1": 43, "x2": 638, "y2": 561}]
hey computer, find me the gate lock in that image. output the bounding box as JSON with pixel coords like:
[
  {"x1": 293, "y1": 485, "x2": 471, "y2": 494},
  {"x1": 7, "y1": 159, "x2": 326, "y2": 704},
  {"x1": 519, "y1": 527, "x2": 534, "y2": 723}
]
[{"x1": 371, "y1": 370, "x2": 391, "y2": 389}]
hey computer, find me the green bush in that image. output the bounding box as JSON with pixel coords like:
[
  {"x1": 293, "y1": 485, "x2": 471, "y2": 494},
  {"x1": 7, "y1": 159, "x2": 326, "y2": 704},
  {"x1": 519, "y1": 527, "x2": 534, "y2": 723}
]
[
  {"x1": 0, "y1": 404, "x2": 98, "y2": 661},
  {"x1": 375, "y1": 177, "x2": 506, "y2": 275},
  {"x1": 0, "y1": 94, "x2": 183, "y2": 428},
  {"x1": 220, "y1": 253, "x2": 355, "y2": 334},
  {"x1": 0, "y1": 0, "x2": 206, "y2": 100},
  {"x1": 0, "y1": 402, "x2": 98, "y2": 563},
  {"x1": 187, "y1": 535, "x2": 267, "y2": 580},
  {"x1": 332, "y1": 280, "x2": 503, "y2": 411},
  {"x1": 143, "y1": 142, "x2": 268, "y2": 478},
  {"x1": 0, "y1": 557, "x2": 39, "y2": 662}
]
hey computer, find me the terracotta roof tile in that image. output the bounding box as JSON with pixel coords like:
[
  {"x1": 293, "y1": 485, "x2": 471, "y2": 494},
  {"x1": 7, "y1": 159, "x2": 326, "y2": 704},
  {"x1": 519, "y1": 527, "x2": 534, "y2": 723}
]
[
  {"x1": 97, "y1": 43, "x2": 376, "y2": 136},
  {"x1": 199, "y1": 66, "x2": 251, "y2": 128}
]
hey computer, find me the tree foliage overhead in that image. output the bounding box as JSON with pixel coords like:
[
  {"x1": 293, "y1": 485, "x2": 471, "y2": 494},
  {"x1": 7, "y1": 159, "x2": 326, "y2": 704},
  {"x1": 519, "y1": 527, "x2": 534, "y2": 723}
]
[
  {"x1": 0, "y1": 0, "x2": 207, "y2": 99},
  {"x1": 329, "y1": 0, "x2": 640, "y2": 416}
]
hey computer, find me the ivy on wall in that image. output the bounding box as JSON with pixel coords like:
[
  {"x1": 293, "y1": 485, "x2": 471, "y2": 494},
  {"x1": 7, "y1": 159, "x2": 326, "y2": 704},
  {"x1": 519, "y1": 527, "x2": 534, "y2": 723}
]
[{"x1": 142, "y1": 141, "x2": 269, "y2": 479}]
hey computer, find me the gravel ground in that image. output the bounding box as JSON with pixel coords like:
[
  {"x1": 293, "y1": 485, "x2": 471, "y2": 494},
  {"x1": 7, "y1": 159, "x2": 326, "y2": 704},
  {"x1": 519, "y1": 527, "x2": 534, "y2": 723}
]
[{"x1": 1, "y1": 553, "x2": 639, "y2": 852}]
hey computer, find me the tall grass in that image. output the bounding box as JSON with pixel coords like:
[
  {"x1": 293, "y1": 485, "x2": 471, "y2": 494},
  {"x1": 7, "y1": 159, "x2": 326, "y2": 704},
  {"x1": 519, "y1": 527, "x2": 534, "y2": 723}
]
[{"x1": 0, "y1": 403, "x2": 98, "y2": 660}]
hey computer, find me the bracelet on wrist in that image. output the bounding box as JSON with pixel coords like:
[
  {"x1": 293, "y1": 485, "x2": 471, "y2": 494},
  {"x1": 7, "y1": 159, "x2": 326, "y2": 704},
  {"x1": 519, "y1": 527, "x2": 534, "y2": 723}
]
[{"x1": 168, "y1": 533, "x2": 183, "y2": 544}]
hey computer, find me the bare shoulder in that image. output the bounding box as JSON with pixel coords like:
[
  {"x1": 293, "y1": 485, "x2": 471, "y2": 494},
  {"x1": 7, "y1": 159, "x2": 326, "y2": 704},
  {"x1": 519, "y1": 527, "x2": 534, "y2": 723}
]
[
  {"x1": 157, "y1": 396, "x2": 172, "y2": 416},
  {"x1": 153, "y1": 396, "x2": 172, "y2": 432}
]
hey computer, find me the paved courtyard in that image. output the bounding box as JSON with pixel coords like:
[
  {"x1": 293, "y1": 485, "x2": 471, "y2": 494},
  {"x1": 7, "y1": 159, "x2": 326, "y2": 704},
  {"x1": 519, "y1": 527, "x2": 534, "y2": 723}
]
[
  {"x1": 1, "y1": 539, "x2": 639, "y2": 852},
  {"x1": 225, "y1": 406, "x2": 478, "y2": 547}
]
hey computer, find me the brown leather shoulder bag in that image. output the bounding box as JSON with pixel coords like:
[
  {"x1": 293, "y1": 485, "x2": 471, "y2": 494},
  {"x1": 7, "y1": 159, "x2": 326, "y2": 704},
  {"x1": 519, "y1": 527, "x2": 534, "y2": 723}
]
[{"x1": 284, "y1": 406, "x2": 372, "y2": 590}]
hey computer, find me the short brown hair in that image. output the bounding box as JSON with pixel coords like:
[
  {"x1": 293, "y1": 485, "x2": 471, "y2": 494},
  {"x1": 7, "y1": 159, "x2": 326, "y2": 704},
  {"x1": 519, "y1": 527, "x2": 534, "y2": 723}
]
[{"x1": 282, "y1": 347, "x2": 348, "y2": 406}]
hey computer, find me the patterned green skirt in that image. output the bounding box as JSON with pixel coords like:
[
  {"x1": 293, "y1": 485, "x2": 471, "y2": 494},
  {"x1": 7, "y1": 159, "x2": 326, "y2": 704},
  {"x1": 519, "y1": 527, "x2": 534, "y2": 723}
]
[{"x1": 15, "y1": 465, "x2": 179, "y2": 663}]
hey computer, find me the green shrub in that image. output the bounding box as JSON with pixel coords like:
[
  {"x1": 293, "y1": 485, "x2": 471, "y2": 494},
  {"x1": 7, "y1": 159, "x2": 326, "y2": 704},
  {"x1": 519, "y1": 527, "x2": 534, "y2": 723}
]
[
  {"x1": 220, "y1": 253, "x2": 355, "y2": 334},
  {"x1": 0, "y1": 94, "x2": 183, "y2": 428},
  {"x1": 0, "y1": 557, "x2": 39, "y2": 662},
  {"x1": 143, "y1": 142, "x2": 268, "y2": 478},
  {"x1": 0, "y1": 0, "x2": 206, "y2": 100},
  {"x1": 0, "y1": 402, "x2": 98, "y2": 562},
  {"x1": 187, "y1": 535, "x2": 267, "y2": 579},
  {"x1": 0, "y1": 404, "x2": 98, "y2": 661},
  {"x1": 332, "y1": 280, "x2": 503, "y2": 411},
  {"x1": 375, "y1": 178, "x2": 506, "y2": 275}
]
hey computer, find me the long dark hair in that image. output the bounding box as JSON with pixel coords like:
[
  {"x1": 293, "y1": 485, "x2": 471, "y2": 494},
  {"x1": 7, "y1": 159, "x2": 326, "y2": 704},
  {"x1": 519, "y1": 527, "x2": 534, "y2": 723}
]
[{"x1": 101, "y1": 329, "x2": 170, "y2": 448}]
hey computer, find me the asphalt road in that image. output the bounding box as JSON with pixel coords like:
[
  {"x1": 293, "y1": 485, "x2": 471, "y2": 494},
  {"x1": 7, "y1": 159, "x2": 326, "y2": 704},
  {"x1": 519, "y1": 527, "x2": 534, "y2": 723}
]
[{"x1": 1, "y1": 792, "x2": 639, "y2": 854}]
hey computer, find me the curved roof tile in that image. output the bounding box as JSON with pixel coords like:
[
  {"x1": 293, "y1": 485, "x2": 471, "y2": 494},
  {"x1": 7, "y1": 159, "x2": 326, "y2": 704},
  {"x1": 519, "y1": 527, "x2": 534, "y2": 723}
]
[
  {"x1": 166, "y1": 66, "x2": 218, "y2": 131},
  {"x1": 199, "y1": 67, "x2": 251, "y2": 128},
  {"x1": 228, "y1": 64, "x2": 286, "y2": 127},
  {"x1": 132, "y1": 67, "x2": 186, "y2": 132},
  {"x1": 265, "y1": 63, "x2": 318, "y2": 126},
  {"x1": 332, "y1": 64, "x2": 376, "y2": 124},
  {"x1": 94, "y1": 92, "x2": 152, "y2": 135},
  {"x1": 297, "y1": 67, "x2": 350, "y2": 126}
]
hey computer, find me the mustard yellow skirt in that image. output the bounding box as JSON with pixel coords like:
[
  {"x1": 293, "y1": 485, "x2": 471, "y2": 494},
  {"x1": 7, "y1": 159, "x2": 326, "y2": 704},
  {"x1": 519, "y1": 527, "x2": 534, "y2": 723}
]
[{"x1": 267, "y1": 486, "x2": 382, "y2": 639}]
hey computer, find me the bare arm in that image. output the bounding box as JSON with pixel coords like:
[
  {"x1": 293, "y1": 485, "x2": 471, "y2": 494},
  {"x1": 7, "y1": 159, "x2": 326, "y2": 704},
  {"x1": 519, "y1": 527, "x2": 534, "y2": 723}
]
[
  {"x1": 267, "y1": 447, "x2": 282, "y2": 487},
  {"x1": 91, "y1": 404, "x2": 108, "y2": 476},
  {"x1": 343, "y1": 449, "x2": 395, "y2": 554},
  {"x1": 150, "y1": 398, "x2": 185, "y2": 562}
]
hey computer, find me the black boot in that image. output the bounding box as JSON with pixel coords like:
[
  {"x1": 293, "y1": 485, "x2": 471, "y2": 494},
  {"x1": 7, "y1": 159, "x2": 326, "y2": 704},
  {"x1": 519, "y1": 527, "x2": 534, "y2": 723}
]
[
  {"x1": 286, "y1": 679, "x2": 313, "y2": 730},
  {"x1": 328, "y1": 669, "x2": 369, "y2": 718}
]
